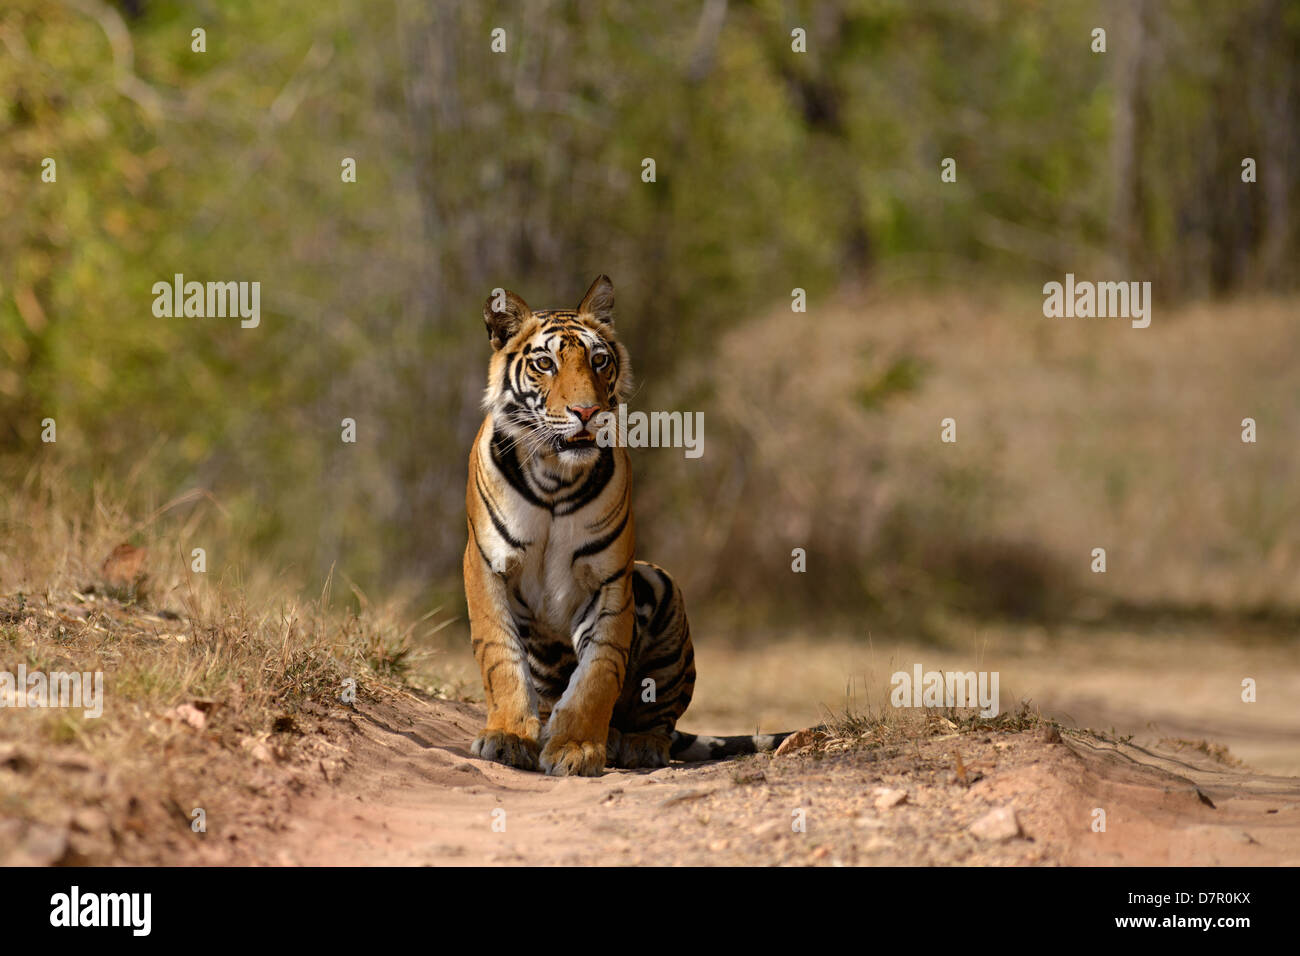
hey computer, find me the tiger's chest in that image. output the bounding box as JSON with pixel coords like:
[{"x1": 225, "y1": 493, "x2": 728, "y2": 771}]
[
  {"x1": 502, "y1": 509, "x2": 601, "y2": 640},
  {"x1": 473, "y1": 433, "x2": 632, "y2": 648}
]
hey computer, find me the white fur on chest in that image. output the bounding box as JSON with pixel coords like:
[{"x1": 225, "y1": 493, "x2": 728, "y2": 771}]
[
  {"x1": 483, "y1": 506, "x2": 596, "y2": 638},
  {"x1": 523, "y1": 515, "x2": 592, "y2": 635}
]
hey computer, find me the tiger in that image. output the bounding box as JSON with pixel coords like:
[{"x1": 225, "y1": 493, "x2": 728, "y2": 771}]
[{"x1": 464, "y1": 275, "x2": 792, "y2": 776}]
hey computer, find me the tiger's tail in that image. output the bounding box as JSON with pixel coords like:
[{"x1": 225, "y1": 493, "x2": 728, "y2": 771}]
[{"x1": 668, "y1": 729, "x2": 797, "y2": 761}]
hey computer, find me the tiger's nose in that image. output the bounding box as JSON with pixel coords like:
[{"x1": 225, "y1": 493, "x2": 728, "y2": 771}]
[{"x1": 569, "y1": 404, "x2": 600, "y2": 424}]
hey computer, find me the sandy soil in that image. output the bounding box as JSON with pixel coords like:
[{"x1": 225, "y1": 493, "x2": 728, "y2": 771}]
[
  {"x1": 233, "y1": 621, "x2": 1300, "y2": 867},
  {"x1": 256, "y1": 686, "x2": 1300, "y2": 867}
]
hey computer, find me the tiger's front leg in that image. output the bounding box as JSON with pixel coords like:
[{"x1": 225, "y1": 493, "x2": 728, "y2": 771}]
[
  {"x1": 540, "y1": 571, "x2": 634, "y2": 776},
  {"x1": 464, "y1": 539, "x2": 542, "y2": 771}
]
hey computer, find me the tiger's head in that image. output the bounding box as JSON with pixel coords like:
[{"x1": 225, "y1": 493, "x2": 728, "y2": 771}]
[{"x1": 481, "y1": 275, "x2": 632, "y2": 466}]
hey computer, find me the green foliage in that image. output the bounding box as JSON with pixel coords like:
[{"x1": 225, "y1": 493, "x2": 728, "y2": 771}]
[{"x1": 2, "y1": 0, "x2": 1297, "y2": 610}]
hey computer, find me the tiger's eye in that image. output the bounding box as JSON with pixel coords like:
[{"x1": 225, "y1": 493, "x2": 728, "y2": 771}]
[
  {"x1": 533, "y1": 356, "x2": 555, "y2": 373},
  {"x1": 592, "y1": 353, "x2": 609, "y2": 370}
]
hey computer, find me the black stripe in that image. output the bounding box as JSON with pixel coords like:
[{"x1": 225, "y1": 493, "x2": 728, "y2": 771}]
[
  {"x1": 637, "y1": 648, "x2": 687, "y2": 677},
  {"x1": 476, "y1": 469, "x2": 529, "y2": 549},
  {"x1": 483, "y1": 659, "x2": 517, "y2": 695},
  {"x1": 554, "y1": 448, "x2": 616, "y2": 515},
  {"x1": 528, "y1": 639, "x2": 574, "y2": 668},
  {"x1": 648, "y1": 665, "x2": 689, "y2": 698},
  {"x1": 587, "y1": 636, "x2": 630, "y2": 667},
  {"x1": 646, "y1": 568, "x2": 676, "y2": 636},
  {"x1": 535, "y1": 465, "x2": 583, "y2": 494},
  {"x1": 632, "y1": 569, "x2": 655, "y2": 608},
  {"x1": 489, "y1": 429, "x2": 547, "y2": 507},
  {"x1": 574, "y1": 589, "x2": 602, "y2": 630},
  {"x1": 467, "y1": 517, "x2": 496, "y2": 570},
  {"x1": 574, "y1": 603, "x2": 630, "y2": 660},
  {"x1": 527, "y1": 667, "x2": 570, "y2": 699},
  {"x1": 509, "y1": 585, "x2": 530, "y2": 613},
  {"x1": 571, "y1": 507, "x2": 629, "y2": 564}
]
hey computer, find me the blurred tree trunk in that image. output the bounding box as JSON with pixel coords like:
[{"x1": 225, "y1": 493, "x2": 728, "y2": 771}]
[
  {"x1": 1257, "y1": 0, "x2": 1295, "y2": 286},
  {"x1": 1109, "y1": 0, "x2": 1147, "y2": 274},
  {"x1": 399, "y1": 0, "x2": 453, "y2": 319},
  {"x1": 393, "y1": 0, "x2": 477, "y2": 580}
]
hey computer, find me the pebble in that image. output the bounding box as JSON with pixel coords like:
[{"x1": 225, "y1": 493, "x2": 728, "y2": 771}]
[
  {"x1": 969, "y1": 806, "x2": 1021, "y2": 842},
  {"x1": 874, "y1": 787, "x2": 908, "y2": 810}
]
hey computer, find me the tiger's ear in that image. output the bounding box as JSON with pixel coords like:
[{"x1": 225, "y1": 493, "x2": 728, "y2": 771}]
[
  {"x1": 483, "y1": 288, "x2": 532, "y2": 350},
  {"x1": 577, "y1": 275, "x2": 615, "y2": 325}
]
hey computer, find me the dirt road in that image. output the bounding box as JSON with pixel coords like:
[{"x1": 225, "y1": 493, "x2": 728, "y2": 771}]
[{"x1": 263, "y1": 688, "x2": 1300, "y2": 867}]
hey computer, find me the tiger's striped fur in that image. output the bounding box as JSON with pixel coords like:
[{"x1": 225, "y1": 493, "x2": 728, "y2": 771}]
[{"x1": 465, "y1": 275, "x2": 791, "y2": 776}]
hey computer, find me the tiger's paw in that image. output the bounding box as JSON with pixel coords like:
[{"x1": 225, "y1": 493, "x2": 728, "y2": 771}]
[
  {"x1": 611, "y1": 731, "x2": 671, "y2": 769},
  {"x1": 471, "y1": 726, "x2": 540, "y2": 771},
  {"x1": 539, "y1": 735, "x2": 607, "y2": 777}
]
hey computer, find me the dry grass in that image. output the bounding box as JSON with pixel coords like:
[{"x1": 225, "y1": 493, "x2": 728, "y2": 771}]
[
  {"x1": 806, "y1": 698, "x2": 1050, "y2": 756},
  {"x1": 1158, "y1": 737, "x2": 1244, "y2": 768},
  {"x1": 0, "y1": 466, "x2": 456, "y2": 864}
]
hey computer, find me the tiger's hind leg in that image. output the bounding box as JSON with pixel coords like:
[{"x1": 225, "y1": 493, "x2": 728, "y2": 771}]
[{"x1": 608, "y1": 562, "x2": 696, "y2": 769}]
